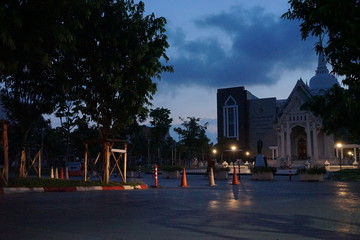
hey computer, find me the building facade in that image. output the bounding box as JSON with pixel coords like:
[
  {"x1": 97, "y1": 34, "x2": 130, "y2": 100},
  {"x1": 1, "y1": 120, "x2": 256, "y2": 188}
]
[{"x1": 217, "y1": 52, "x2": 340, "y2": 166}]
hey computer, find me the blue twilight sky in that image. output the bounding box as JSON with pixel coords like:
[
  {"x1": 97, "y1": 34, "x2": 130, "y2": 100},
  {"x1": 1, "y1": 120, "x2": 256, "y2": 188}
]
[{"x1": 140, "y1": 0, "x2": 324, "y2": 143}]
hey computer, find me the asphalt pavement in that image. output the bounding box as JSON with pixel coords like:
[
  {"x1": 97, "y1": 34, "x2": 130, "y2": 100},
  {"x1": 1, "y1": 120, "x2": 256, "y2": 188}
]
[{"x1": 0, "y1": 174, "x2": 359, "y2": 240}]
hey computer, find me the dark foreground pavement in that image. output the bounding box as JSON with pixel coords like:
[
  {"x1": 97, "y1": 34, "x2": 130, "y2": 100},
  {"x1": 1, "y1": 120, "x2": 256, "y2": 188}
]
[{"x1": 0, "y1": 175, "x2": 359, "y2": 240}]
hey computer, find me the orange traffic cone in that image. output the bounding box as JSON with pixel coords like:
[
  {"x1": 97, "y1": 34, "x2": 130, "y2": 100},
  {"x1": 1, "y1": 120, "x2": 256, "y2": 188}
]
[
  {"x1": 180, "y1": 168, "x2": 189, "y2": 187},
  {"x1": 232, "y1": 166, "x2": 239, "y2": 185}
]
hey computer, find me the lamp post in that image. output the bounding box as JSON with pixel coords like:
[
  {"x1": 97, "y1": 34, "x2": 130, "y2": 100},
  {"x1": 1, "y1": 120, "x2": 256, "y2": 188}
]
[{"x1": 336, "y1": 142, "x2": 343, "y2": 170}]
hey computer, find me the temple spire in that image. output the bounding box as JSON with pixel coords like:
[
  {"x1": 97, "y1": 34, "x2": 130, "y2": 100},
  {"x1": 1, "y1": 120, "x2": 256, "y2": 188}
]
[{"x1": 316, "y1": 36, "x2": 329, "y2": 75}]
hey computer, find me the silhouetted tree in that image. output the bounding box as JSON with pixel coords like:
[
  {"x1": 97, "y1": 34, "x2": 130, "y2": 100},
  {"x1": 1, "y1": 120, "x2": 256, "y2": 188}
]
[
  {"x1": 283, "y1": 0, "x2": 360, "y2": 139},
  {"x1": 174, "y1": 117, "x2": 210, "y2": 162}
]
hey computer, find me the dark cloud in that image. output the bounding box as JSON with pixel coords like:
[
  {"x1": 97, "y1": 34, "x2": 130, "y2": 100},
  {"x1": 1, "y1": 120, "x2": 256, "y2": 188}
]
[{"x1": 161, "y1": 5, "x2": 317, "y2": 88}]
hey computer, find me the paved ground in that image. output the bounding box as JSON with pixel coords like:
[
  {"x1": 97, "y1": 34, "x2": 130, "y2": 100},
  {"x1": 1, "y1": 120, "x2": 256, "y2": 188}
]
[{"x1": 0, "y1": 174, "x2": 359, "y2": 240}]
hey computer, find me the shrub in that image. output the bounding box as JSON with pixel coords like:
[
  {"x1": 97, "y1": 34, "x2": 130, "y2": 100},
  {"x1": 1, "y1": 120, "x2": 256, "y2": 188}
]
[
  {"x1": 297, "y1": 166, "x2": 327, "y2": 175},
  {"x1": 252, "y1": 166, "x2": 277, "y2": 174}
]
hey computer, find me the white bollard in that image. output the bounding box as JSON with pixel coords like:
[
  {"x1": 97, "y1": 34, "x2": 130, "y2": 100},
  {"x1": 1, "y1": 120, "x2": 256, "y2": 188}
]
[
  {"x1": 55, "y1": 167, "x2": 59, "y2": 179},
  {"x1": 209, "y1": 167, "x2": 216, "y2": 186},
  {"x1": 50, "y1": 167, "x2": 54, "y2": 179}
]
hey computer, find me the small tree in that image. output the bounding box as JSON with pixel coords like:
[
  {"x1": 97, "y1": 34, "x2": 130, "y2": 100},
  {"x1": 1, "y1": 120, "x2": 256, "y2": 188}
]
[
  {"x1": 150, "y1": 107, "x2": 173, "y2": 160},
  {"x1": 174, "y1": 117, "x2": 210, "y2": 164}
]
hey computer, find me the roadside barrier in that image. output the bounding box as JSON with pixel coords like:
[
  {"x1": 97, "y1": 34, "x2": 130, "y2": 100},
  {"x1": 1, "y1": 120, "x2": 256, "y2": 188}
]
[
  {"x1": 180, "y1": 168, "x2": 189, "y2": 187},
  {"x1": 232, "y1": 166, "x2": 239, "y2": 185}
]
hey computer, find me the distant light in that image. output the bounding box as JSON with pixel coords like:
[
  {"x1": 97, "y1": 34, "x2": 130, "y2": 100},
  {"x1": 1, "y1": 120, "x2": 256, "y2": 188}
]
[
  {"x1": 245, "y1": 151, "x2": 250, "y2": 156},
  {"x1": 212, "y1": 149, "x2": 217, "y2": 154},
  {"x1": 231, "y1": 145, "x2": 236, "y2": 151},
  {"x1": 336, "y1": 142, "x2": 343, "y2": 148}
]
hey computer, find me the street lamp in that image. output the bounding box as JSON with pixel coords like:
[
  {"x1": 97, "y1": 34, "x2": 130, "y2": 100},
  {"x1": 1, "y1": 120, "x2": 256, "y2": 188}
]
[
  {"x1": 231, "y1": 145, "x2": 237, "y2": 163},
  {"x1": 212, "y1": 149, "x2": 217, "y2": 161},
  {"x1": 336, "y1": 142, "x2": 343, "y2": 170}
]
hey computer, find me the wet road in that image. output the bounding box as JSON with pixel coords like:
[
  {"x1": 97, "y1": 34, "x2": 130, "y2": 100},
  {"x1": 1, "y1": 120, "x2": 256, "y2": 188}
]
[{"x1": 0, "y1": 175, "x2": 359, "y2": 240}]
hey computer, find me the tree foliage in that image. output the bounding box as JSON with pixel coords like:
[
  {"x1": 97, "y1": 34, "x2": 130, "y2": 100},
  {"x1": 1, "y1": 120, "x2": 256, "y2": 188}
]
[
  {"x1": 283, "y1": 0, "x2": 360, "y2": 139},
  {"x1": 302, "y1": 85, "x2": 360, "y2": 141},
  {"x1": 67, "y1": 0, "x2": 173, "y2": 139},
  {"x1": 174, "y1": 117, "x2": 210, "y2": 160},
  {"x1": 0, "y1": 0, "x2": 172, "y2": 147},
  {"x1": 0, "y1": 0, "x2": 75, "y2": 144},
  {"x1": 149, "y1": 107, "x2": 173, "y2": 158},
  {"x1": 150, "y1": 107, "x2": 172, "y2": 140},
  {"x1": 282, "y1": 0, "x2": 360, "y2": 86}
]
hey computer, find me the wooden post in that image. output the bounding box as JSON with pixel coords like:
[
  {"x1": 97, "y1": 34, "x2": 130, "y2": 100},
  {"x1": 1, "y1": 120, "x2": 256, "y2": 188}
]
[
  {"x1": 38, "y1": 150, "x2": 41, "y2": 178},
  {"x1": 3, "y1": 122, "x2": 9, "y2": 184},
  {"x1": 123, "y1": 143, "x2": 127, "y2": 184},
  {"x1": 103, "y1": 142, "x2": 110, "y2": 183},
  {"x1": 19, "y1": 148, "x2": 26, "y2": 178},
  {"x1": 84, "y1": 143, "x2": 88, "y2": 182}
]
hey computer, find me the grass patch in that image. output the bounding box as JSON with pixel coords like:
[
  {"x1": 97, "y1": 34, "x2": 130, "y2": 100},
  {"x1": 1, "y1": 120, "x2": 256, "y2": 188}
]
[
  {"x1": 3, "y1": 177, "x2": 145, "y2": 188},
  {"x1": 327, "y1": 169, "x2": 360, "y2": 181}
]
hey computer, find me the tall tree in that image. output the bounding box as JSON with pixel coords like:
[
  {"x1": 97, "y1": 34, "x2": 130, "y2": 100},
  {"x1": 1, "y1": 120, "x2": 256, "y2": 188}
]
[
  {"x1": 174, "y1": 117, "x2": 210, "y2": 161},
  {"x1": 0, "y1": 1, "x2": 72, "y2": 144},
  {"x1": 69, "y1": 0, "x2": 173, "y2": 140},
  {"x1": 282, "y1": 0, "x2": 360, "y2": 139}
]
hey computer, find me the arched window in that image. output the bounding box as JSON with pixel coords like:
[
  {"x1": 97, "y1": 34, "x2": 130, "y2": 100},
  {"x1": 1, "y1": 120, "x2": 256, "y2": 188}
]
[{"x1": 223, "y1": 96, "x2": 238, "y2": 138}]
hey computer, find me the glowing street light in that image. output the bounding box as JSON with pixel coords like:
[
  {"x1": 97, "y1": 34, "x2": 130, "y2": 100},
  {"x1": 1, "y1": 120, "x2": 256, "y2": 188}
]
[
  {"x1": 336, "y1": 142, "x2": 343, "y2": 170},
  {"x1": 231, "y1": 145, "x2": 237, "y2": 162}
]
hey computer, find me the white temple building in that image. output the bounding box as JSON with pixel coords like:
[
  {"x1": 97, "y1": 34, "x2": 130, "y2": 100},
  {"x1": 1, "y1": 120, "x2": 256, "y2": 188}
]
[
  {"x1": 217, "y1": 51, "x2": 358, "y2": 167},
  {"x1": 274, "y1": 51, "x2": 339, "y2": 166}
]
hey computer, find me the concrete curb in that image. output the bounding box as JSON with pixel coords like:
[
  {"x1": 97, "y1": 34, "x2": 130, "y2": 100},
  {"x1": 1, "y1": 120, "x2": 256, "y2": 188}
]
[{"x1": 0, "y1": 184, "x2": 148, "y2": 195}]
